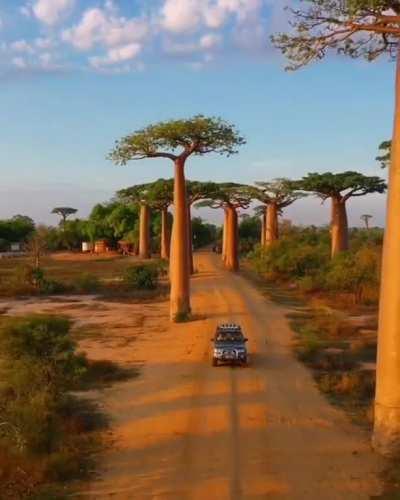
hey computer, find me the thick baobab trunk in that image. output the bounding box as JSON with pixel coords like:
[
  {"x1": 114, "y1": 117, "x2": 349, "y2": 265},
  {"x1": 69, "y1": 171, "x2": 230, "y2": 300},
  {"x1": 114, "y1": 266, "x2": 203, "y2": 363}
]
[
  {"x1": 225, "y1": 206, "x2": 239, "y2": 272},
  {"x1": 265, "y1": 203, "x2": 279, "y2": 246},
  {"x1": 261, "y1": 208, "x2": 266, "y2": 247},
  {"x1": 373, "y1": 51, "x2": 400, "y2": 456},
  {"x1": 170, "y1": 159, "x2": 191, "y2": 320},
  {"x1": 187, "y1": 204, "x2": 194, "y2": 274},
  {"x1": 160, "y1": 207, "x2": 170, "y2": 260},
  {"x1": 330, "y1": 197, "x2": 348, "y2": 258},
  {"x1": 139, "y1": 204, "x2": 151, "y2": 259},
  {"x1": 222, "y1": 209, "x2": 228, "y2": 262}
]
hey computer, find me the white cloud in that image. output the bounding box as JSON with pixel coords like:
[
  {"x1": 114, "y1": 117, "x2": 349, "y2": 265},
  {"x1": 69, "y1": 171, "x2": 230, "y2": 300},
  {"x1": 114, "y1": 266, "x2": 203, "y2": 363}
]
[
  {"x1": 200, "y1": 33, "x2": 221, "y2": 50},
  {"x1": 164, "y1": 33, "x2": 221, "y2": 56},
  {"x1": 160, "y1": 0, "x2": 263, "y2": 34},
  {"x1": 161, "y1": 0, "x2": 201, "y2": 34},
  {"x1": 32, "y1": 0, "x2": 75, "y2": 25},
  {"x1": 10, "y1": 40, "x2": 34, "y2": 53},
  {"x1": 35, "y1": 37, "x2": 54, "y2": 50},
  {"x1": 62, "y1": 5, "x2": 149, "y2": 51},
  {"x1": 89, "y1": 42, "x2": 142, "y2": 68},
  {"x1": 12, "y1": 57, "x2": 27, "y2": 69}
]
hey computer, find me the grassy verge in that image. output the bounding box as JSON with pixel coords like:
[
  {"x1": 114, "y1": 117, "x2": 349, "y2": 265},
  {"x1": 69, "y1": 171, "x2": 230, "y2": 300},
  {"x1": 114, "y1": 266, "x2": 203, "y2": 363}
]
[
  {"x1": 0, "y1": 314, "x2": 138, "y2": 499},
  {"x1": 0, "y1": 254, "x2": 169, "y2": 300}
]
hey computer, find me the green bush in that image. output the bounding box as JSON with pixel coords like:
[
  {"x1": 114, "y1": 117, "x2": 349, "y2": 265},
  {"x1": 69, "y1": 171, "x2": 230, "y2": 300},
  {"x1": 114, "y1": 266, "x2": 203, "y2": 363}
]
[
  {"x1": 73, "y1": 273, "x2": 101, "y2": 293},
  {"x1": 324, "y1": 247, "x2": 381, "y2": 303},
  {"x1": 0, "y1": 315, "x2": 87, "y2": 452},
  {"x1": 124, "y1": 264, "x2": 159, "y2": 290},
  {"x1": 248, "y1": 237, "x2": 329, "y2": 280},
  {"x1": 5, "y1": 265, "x2": 66, "y2": 296}
]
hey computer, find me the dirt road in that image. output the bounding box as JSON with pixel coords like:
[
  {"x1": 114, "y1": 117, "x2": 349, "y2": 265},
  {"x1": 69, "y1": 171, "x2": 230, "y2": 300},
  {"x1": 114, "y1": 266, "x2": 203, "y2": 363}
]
[{"x1": 76, "y1": 250, "x2": 383, "y2": 499}]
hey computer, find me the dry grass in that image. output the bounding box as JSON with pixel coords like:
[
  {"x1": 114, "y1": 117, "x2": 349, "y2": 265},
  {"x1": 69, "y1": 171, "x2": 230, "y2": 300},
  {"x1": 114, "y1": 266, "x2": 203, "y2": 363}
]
[{"x1": 0, "y1": 253, "x2": 169, "y2": 299}]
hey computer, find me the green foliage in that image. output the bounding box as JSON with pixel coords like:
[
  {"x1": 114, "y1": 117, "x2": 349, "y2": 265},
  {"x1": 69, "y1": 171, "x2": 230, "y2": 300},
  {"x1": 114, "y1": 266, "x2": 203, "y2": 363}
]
[
  {"x1": 73, "y1": 273, "x2": 101, "y2": 293},
  {"x1": 252, "y1": 178, "x2": 304, "y2": 208},
  {"x1": 0, "y1": 215, "x2": 35, "y2": 245},
  {"x1": 0, "y1": 315, "x2": 86, "y2": 452},
  {"x1": 51, "y1": 208, "x2": 77, "y2": 224},
  {"x1": 238, "y1": 215, "x2": 261, "y2": 254},
  {"x1": 249, "y1": 234, "x2": 329, "y2": 280},
  {"x1": 239, "y1": 215, "x2": 261, "y2": 240},
  {"x1": 191, "y1": 217, "x2": 217, "y2": 248},
  {"x1": 197, "y1": 182, "x2": 252, "y2": 210},
  {"x1": 271, "y1": 1, "x2": 399, "y2": 69},
  {"x1": 290, "y1": 171, "x2": 386, "y2": 201},
  {"x1": 325, "y1": 247, "x2": 381, "y2": 303},
  {"x1": 247, "y1": 225, "x2": 382, "y2": 304},
  {"x1": 124, "y1": 264, "x2": 159, "y2": 290},
  {"x1": 109, "y1": 115, "x2": 246, "y2": 164},
  {"x1": 376, "y1": 139, "x2": 391, "y2": 168}
]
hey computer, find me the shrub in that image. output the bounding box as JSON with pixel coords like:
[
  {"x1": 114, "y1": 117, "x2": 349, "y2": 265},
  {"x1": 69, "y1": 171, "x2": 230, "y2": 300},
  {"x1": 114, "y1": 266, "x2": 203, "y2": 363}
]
[
  {"x1": 248, "y1": 239, "x2": 329, "y2": 280},
  {"x1": 324, "y1": 247, "x2": 381, "y2": 303},
  {"x1": 73, "y1": 273, "x2": 101, "y2": 293},
  {"x1": 5, "y1": 265, "x2": 66, "y2": 296},
  {"x1": 123, "y1": 264, "x2": 159, "y2": 290},
  {"x1": 0, "y1": 315, "x2": 87, "y2": 452}
]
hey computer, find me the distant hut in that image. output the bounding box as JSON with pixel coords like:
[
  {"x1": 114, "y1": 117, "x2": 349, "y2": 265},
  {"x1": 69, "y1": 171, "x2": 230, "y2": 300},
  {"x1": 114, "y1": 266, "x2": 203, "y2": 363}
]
[
  {"x1": 94, "y1": 240, "x2": 108, "y2": 254},
  {"x1": 82, "y1": 242, "x2": 94, "y2": 253},
  {"x1": 10, "y1": 242, "x2": 22, "y2": 252}
]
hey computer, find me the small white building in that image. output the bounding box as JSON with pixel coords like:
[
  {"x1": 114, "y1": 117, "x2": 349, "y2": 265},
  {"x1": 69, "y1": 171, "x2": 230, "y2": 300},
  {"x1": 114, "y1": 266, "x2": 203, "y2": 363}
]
[{"x1": 10, "y1": 242, "x2": 22, "y2": 252}]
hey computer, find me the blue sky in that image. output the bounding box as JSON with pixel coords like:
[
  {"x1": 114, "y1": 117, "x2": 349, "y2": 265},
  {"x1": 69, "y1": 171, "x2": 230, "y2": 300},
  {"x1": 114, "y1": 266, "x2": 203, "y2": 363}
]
[{"x1": 0, "y1": 0, "x2": 393, "y2": 226}]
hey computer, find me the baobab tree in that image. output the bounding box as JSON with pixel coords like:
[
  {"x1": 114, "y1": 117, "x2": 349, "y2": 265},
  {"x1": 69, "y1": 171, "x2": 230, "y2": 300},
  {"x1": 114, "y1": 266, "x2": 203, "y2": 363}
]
[
  {"x1": 272, "y1": 0, "x2": 400, "y2": 455},
  {"x1": 51, "y1": 207, "x2": 77, "y2": 226},
  {"x1": 109, "y1": 116, "x2": 245, "y2": 320},
  {"x1": 251, "y1": 179, "x2": 303, "y2": 247},
  {"x1": 290, "y1": 172, "x2": 386, "y2": 258},
  {"x1": 199, "y1": 184, "x2": 251, "y2": 272},
  {"x1": 361, "y1": 214, "x2": 373, "y2": 229},
  {"x1": 118, "y1": 184, "x2": 152, "y2": 259},
  {"x1": 147, "y1": 179, "x2": 174, "y2": 260}
]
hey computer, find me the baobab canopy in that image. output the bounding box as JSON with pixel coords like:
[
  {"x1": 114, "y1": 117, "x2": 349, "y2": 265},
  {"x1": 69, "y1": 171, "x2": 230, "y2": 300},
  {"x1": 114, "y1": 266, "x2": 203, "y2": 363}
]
[
  {"x1": 271, "y1": 0, "x2": 400, "y2": 70},
  {"x1": 291, "y1": 172, "x2": 387, "y2": 201},
  {"x1": 108, "y1": 115, "x2": 246, "y2": 164}
]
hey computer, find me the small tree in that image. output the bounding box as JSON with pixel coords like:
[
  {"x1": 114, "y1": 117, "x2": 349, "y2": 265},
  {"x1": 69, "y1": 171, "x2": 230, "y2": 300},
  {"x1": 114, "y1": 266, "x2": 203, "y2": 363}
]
[
  {"x1": 376, "y1": 140, "x2": 391, "y2": 168},
  {"x1": 361, "y1": 214, "x2": 373, "y2": 229},
  {"x1": 51, "y1": 207, "x2": 77, "y2": 226},
  {"x1": 109, "y1": 116, "x2": 245, "y2": 320},
  {"x1": 251, "y1": 179, "x2": 303, "y2": 247},
  {"x1": 27, "y1": 226, "x2": 49, "y2": 270},
  {"x1": 291, "y1": 172, "x2": 386, "y2": 257}
]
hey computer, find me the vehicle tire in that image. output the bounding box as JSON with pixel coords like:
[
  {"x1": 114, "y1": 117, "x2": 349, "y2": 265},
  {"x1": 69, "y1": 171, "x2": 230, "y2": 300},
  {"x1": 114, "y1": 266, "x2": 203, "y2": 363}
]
[
  {"x1": 242, "y1": 357, "x2": 248, "y2": 366},
  {"x1": 212, "y1": 358, "x2": 218, "y2": 367}
]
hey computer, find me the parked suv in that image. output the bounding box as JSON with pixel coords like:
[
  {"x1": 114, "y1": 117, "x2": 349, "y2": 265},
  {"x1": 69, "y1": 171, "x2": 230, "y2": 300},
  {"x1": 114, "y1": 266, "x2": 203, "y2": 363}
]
[{"x1": 212, "y1": 324, "x2": 248, "y2": 366}]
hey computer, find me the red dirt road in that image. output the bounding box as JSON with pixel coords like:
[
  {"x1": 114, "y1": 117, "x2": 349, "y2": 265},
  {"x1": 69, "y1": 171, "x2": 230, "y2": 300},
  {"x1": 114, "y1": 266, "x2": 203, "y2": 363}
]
[{"x1": 75, "y1": 250, "x2": 383, "y2": 499}]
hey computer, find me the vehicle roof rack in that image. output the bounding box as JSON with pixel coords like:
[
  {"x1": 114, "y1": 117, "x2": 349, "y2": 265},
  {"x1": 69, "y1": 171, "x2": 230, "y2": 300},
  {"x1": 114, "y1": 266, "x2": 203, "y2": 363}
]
[{"x1": 217, "y1": 323, "x2": 241, "y2": 330}]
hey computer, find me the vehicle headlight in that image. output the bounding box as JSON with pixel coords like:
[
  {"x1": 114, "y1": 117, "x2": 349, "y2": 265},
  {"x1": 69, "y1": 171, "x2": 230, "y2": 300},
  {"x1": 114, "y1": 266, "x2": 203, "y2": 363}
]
[{"x1": 214, "y1": 348, "x2": 223, "y2": 355}]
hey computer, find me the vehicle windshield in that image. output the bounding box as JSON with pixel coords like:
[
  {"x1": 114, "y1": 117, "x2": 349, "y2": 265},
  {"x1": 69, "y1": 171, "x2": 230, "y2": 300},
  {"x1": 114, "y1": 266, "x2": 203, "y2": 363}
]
[{"x1": 215, "y1": 331, "x2": 243, "y2": 342}]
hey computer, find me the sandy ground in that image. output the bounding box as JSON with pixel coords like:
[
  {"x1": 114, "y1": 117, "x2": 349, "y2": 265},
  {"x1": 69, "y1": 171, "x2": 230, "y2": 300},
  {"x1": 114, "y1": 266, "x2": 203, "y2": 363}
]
[{"x1": 1, "y1": 251, "x2": 383, "y2": 499}]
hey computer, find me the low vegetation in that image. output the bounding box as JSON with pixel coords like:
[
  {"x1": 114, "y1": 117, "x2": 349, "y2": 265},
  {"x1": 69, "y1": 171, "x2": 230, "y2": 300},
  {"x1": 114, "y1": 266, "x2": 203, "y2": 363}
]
[
  {"x1": 247, "y1": 226, "x2": 383, "y2": 306},
  {"x1": 0, "y1": 314, "x2": 136, "y2": 498},
  {"x1": 0, "y1": 255, "x2": 169, "y2": 299}
]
